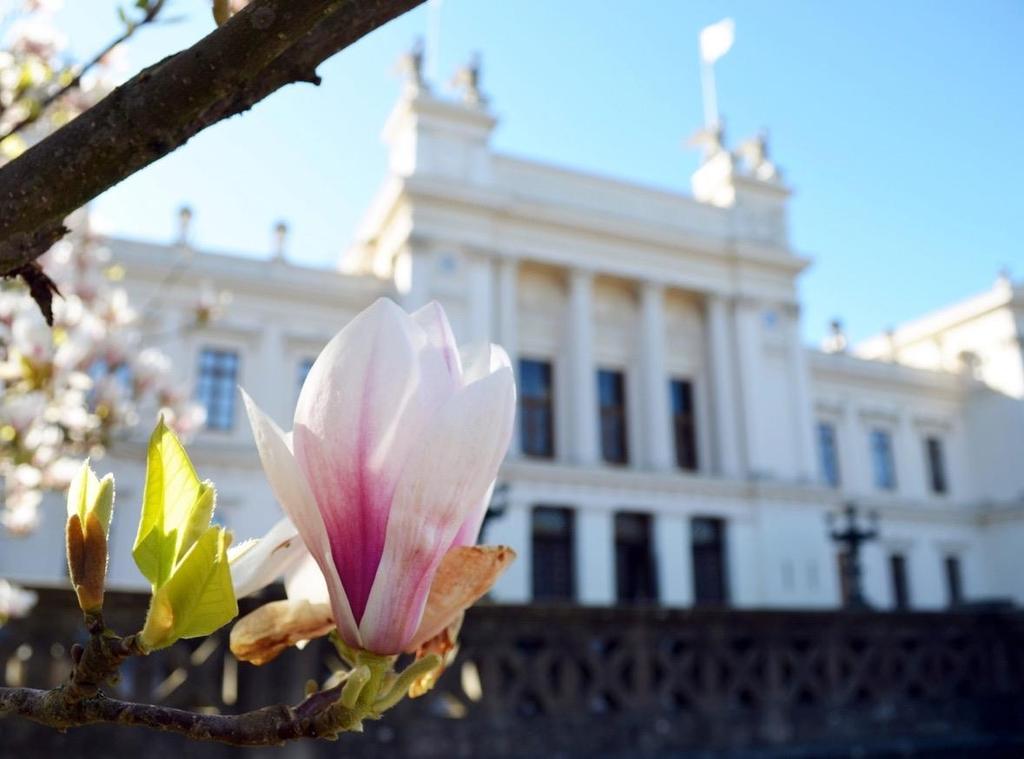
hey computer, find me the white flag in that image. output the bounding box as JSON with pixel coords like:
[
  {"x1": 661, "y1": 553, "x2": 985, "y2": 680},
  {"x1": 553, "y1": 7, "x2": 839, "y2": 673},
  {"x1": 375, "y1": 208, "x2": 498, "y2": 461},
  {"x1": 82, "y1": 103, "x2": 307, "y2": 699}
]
[{"x1": 699, "y1": 18, "x2": 735, "y2": 64}]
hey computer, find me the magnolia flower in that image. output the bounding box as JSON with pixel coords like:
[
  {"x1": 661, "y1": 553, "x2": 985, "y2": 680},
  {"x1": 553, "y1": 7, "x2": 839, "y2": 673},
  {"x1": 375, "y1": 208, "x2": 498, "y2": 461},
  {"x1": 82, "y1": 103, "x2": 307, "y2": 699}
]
[{"x1": 234, "y1": 298, "x2": 517, "y2": 657}]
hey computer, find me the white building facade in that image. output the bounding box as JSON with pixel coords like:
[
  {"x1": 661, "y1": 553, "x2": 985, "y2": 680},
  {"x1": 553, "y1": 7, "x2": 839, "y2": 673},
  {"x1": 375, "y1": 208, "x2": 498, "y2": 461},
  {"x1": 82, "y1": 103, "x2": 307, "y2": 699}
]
[{"x1": 3, "y1": 72, "x2": 1023, "y2": 612}]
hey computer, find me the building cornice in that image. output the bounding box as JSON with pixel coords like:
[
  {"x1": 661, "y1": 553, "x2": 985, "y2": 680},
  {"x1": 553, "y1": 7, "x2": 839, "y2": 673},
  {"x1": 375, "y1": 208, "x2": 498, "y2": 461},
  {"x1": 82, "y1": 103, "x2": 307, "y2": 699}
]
[{"x1": 105, "y1": 238, "x2": 391, "y2": 306}]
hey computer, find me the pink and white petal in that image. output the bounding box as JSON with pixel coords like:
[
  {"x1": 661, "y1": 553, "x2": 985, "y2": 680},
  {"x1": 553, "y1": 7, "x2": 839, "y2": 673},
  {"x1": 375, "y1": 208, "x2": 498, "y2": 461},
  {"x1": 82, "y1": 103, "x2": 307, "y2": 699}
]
[
  {"x1": 229, "y1": 517, "x2": 306, "y2": 599},
  {"x1": 292, "y1": 298, "x2": 456, "y2": 622},
  {"x1": 358, "y1": 367, "x2": 516, "y2": 654},
  {"x1": 460, "y1": 343, "x2": 511, "y2": 385},
  {"x1": 411, "y1": 301, "x2": 463, "y2": 382},
  {"x1": 450, "y1": 481, "x2": 496, "y2": 549},
  {"x1": 284, "y1": 552, "x2": 331, "y2": 606},
  {"x1": 241, "y1": 389, "x2": 362, "y2": 648}
]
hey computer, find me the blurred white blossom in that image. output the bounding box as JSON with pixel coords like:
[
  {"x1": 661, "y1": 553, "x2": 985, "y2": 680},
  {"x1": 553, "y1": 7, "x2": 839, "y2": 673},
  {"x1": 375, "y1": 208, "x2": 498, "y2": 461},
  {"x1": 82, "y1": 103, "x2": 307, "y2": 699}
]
[
  {"x1": 0, "y1": 220, "x2": 207, "y2": 534},
  {"x1": 0, "y1": 578, "x2": 37, "y2": 623}
]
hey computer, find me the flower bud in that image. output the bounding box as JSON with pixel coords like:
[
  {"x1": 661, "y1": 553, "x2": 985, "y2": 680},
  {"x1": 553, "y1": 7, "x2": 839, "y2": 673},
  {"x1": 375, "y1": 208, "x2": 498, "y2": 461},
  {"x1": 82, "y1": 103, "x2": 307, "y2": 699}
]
[{"x1": 65, "y1": 462, "x2": 115, "y2": 614}]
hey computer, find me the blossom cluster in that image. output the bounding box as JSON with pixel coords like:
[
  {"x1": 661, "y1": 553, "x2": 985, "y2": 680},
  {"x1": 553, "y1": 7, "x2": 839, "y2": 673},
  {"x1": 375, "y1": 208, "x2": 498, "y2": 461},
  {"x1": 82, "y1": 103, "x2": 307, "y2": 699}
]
[
  {"x1": 0, "y1": 2, "x2": 206, "y2": 534},
  {"x1": 0, "y1": 0, "x2": 116, "y2": 160},
  {"x1": 0, "y1": 226, "x2": 207, "y2": 534}
]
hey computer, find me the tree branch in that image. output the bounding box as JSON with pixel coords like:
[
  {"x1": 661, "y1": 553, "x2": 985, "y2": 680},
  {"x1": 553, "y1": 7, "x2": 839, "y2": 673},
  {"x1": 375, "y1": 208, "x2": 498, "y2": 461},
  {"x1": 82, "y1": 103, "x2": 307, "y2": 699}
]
[
  {"x1": 0, "y1": 609, "x2": 431, "y2": 746},
  {"x1": 0, "y1": 0, "x2": 423, "y2": 276},
  {"x1": 0, "y1": 683, "x2": 366, "y2": 747}
]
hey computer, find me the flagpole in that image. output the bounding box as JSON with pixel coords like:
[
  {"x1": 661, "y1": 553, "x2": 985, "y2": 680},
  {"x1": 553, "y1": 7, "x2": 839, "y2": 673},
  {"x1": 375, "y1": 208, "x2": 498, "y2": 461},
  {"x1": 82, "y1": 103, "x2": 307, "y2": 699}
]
[
  {"x1": 700, "y1": 58, "x2": 718, "y2": 129},
  {"x1": 427, "y1": 0, "x2": 442, "y2": 84}
]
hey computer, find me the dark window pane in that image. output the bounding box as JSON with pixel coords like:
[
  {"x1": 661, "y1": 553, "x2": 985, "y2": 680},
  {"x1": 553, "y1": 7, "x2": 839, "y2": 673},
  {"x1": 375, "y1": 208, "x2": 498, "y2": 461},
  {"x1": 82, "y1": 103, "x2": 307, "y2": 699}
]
[
  {"x1": 926, "y1": 436, "x2": 948, "y2": 495},
  {"x1": 615, "y1": 512, "x2": 658, "y2": 604},
  {"x1": 889, "y1": 553, "x2": 910, "y2": 610},
  {"x1": 532, "y1": 506, "x2": 574, "y2": 601},
  {"x1": 944, "y1": 555, "x2": 963, "y2": 607},
  {"x1": 519, "y1": 359, "x2": 555, "y2": 458},
  {"x1": 598, "y1": 369, "x2": 628, "y2": 464},
  {"x1": 870, "y1": 429, "x2": 896, "y2": 490},
  {"x1": 817, "y1": 421, "x2": 840, "y2": 487},
  {"x1": 195, "y1": 348, "x2": 239, "y2": 431},
  {"x1": 691, "y1": 516, "x2": 728, "y2": 606},
  {"x1": 671, "y1": 379, "x2": 699, "y2": 471},
  {"x1": 297, "y1": 357, "x2": 315, "y2": 392}
]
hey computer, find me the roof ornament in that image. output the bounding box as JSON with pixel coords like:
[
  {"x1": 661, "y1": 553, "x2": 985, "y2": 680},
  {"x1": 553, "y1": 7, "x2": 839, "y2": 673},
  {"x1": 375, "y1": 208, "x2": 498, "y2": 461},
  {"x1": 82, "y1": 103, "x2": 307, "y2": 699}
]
[
  {"x1": 735, "y1": 129, "x2": 780, "y2": 181},
  {"x1": 272, "y1": 220, "x2": 288, "y2": 261},
  {"x1": 451, "y1": 52, "x2": 487, "y2": 107},
  {"x1": 687, "y1": 119, "x2": 727, "y2": 162},
  {"x1": 822, "y1": 319, "x2": 848, "y2": 354},
  {"x1": 396, "y1": 37, "x2": 428, "y2": 95}
]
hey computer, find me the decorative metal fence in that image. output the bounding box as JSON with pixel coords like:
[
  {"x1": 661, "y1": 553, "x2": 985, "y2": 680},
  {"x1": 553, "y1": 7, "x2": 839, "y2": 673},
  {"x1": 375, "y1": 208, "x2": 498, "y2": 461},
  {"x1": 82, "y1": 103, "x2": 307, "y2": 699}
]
[{"x1": 2, "y1": 590, "x2": 1023, "y2": 757}]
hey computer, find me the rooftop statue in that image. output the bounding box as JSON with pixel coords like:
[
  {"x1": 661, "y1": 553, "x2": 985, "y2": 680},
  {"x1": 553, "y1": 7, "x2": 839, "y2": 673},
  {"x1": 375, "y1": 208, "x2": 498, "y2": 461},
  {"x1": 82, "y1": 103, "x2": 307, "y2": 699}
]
[
  {"x1": 688, "y1": 120, "x2": 727, "y2": 162},
  {"x1": 735, "y1": 130, "x2": 780, "y2": 181},
  {"x1": 397, "y1": 37, "x2": 428, "y2": 94},
  {"x1": 452, "y1": 52, "x2": 487, "y2": 107}
]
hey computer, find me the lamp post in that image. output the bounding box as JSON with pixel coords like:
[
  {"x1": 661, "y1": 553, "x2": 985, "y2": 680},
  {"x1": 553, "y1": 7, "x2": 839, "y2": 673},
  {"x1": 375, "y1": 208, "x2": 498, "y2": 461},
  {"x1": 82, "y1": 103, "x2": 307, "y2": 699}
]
[{"x1": 827, "y1": 503, "x2": 879, "y2": 610}]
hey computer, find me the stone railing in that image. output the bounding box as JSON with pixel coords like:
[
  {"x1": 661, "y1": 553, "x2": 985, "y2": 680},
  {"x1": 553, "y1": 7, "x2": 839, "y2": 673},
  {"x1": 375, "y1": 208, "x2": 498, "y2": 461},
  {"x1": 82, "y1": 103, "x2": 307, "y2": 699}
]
[{"x1": 2, "y1": 590, "x2": 1023, "y2": 757}]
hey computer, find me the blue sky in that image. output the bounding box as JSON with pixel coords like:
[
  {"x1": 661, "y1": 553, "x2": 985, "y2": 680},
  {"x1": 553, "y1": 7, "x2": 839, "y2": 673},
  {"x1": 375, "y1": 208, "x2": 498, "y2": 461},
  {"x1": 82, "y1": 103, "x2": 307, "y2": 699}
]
[{"x1": 49, "y1": 0, "x2": 1024, "y2": 344}]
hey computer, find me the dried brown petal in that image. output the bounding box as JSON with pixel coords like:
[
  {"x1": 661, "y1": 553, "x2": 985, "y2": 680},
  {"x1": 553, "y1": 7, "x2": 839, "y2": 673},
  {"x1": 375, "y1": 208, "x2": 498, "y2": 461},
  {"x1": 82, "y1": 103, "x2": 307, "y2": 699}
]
[
  {"x1": 405, "y1": 544, "x2": 516, "y2": 653},
  {"x1": 230, "y1": 599, "x2": 334, "y2": 666},
  {"x1": 409, "y1": 612, "x2": 463, "y2": 698}
]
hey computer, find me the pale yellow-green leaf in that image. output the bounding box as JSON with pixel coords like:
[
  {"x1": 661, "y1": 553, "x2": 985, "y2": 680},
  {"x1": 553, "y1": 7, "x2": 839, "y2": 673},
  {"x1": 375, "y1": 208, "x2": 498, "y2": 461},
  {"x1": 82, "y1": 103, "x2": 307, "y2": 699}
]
[
  {"x1": 133, "y1": 418, "x2": 211, "y2": 588},
  {"x1": 139, "y1": 526, "x2": 238, "y2": 651},
  {"x1": 176, "y1": 481, "x2": 215, "y2": 563}
]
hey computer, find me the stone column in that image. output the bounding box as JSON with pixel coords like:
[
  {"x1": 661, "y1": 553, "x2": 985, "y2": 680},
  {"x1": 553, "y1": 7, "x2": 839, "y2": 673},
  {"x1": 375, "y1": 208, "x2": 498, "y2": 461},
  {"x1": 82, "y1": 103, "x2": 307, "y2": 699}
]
[
  {"x1": 398, "y1": 245, "x2": 432, "y2": 312},
  {"x1": 466, "y1": 254, "x2": 495, "y2": 346},
  {"x1": 727, "y1": 516, "x2": 760, "y2": 607},
  {"x1": 734, "y1": 299, "x2": 764, "y2": 477},
  {"x1": 639, "y1": 282, "x2": 674, "y2": 470},
  {"x1": 654, "y1": 512, "x2": 692, "y2": 606},
  {"x1": 576, "y1": 508, "x2": 614, "y2": 604},
  {"x1": 840, "y1": 402, "x2": 868, "y2": 496},
  {"x1": 568, "y1": 269, "x2": 599, "y2": 466},
  {"x1": 897, "y1": 410, "x2": 925, "y2": 498},
  {"x1": 705, "y1": 294, "x2": 741, "y2": 477},
  {"x1": 486, "y1": 499, "x2": 531, "y2": 603},
  {"x1": 254, "y1": 323, "x2": 286, "y2": 427},
  {"x1": 786, "y1": 305, "x2": 818, "y2": 482},
  {"x1": 497, "y1": 257, "x2": 520, "y2": 456}
]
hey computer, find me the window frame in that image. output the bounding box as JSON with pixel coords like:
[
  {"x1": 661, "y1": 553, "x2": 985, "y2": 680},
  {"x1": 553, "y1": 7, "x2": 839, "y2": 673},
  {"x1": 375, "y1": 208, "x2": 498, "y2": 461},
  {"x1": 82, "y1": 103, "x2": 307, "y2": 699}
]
[
  {"x1": 519, "y1": 358, "x2": 556, "y2": 459},
  {"x1": 944, "y1": 554, "x2": 963, "y2": 607},
  {"x1": 691, "y1": 515, "x2": 729, "y2": 607},
  {"x1": 195, "y1": 347, "x2": 241, "y2": 432},
  {"x1": 925, "y1": 435, "x2": 948, "y2": 495},
  {"x1": 870, "y1": 427, "x2": 897, "y2": 491},
  {"x1": 816, "y1": 420, "x2": 841, "y2": 488},
  {"x1": 614, "y1": 511, "x2": 659, "y2": 604},
  {"x1": 530, "y1": 505, "x2": 576, "y2": 602},
  {"x1": 670, "y1": 378, "x2": 699, "y2": 472},
  {"x1": 889, "y1": 552, "x2": 910, "y2": 610},
  {"x1": 597, "y1": 368, "x2": 629, "y2": 465}
]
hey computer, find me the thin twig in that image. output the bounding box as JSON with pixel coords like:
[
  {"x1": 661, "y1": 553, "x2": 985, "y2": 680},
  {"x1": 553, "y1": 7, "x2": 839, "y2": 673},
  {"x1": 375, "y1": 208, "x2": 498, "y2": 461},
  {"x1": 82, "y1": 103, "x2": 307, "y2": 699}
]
[{"x1": 0, "y1": 0, "x2": 169, "y2": 144}]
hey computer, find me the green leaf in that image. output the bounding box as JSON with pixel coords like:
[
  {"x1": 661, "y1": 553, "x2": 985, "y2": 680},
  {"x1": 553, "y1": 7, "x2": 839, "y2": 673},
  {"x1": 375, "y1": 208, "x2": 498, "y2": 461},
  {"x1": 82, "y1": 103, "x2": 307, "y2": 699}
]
[
  {"x1": 140, "y1": 526, "x2": 238, "y2": 650},
  {"x1": 132, "y1": 418, "x2": 215, "y2": 588}
]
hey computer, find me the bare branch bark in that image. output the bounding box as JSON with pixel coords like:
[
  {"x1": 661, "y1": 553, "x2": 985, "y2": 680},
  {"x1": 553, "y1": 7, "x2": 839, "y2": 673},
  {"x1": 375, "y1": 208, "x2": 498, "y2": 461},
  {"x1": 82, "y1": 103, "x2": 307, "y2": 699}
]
[
  {"x1": 0, "y1": 683, "x2": 363, "y2": 747},
  {"x1": 0, "y1": 0, "x2": 423, "y2": 276},
  {"x1": 0, "y1": 611, "x2": 366, "y2": 746}
]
